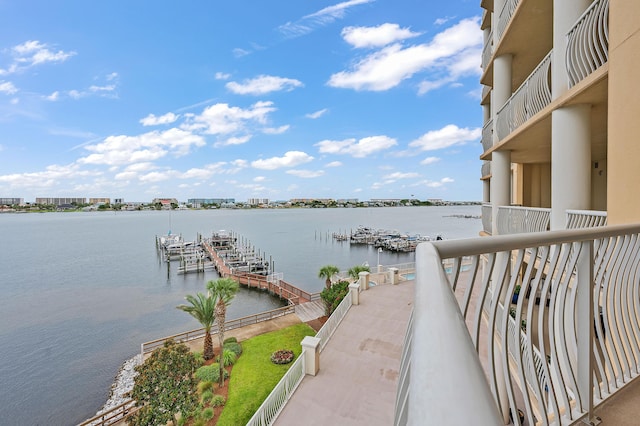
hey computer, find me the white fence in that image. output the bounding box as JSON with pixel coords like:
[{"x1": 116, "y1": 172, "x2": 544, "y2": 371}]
[{"x1": 566, "y1": 209, "x2": 607, "y2": 229}]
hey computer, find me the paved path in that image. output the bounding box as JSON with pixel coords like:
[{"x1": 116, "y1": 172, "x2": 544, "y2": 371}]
[{"x1": 275, "y1": 281, "x2": 415, "y2": 426}]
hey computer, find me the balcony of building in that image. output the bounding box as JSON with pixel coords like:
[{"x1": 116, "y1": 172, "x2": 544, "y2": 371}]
[
  {"x1": 396, "y1": 223, "x2": 640, "y2": 425},
  {"x1": 481, "y1": 0, "x2": 553, "y2": 90},
  {"x1": 483, "y1": 0, "x2": 609, "y2": 165}
]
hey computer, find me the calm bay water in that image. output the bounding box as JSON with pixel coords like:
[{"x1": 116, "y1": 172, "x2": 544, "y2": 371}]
[{"x1": 0, "y1": 206, "x2": 480, "y2": 425}]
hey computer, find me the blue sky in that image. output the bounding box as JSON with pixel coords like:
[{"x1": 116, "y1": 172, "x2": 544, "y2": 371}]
[{"x1": 0, "y1": 0, "x2": 483, "y2": 203}]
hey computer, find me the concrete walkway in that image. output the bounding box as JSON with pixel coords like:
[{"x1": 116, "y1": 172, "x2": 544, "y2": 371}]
[{"x1": 275, "y1": 281, "x2": 415, "y2": 426}]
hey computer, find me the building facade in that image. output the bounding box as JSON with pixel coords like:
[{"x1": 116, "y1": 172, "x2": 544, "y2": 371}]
[
  {"x1": 35, "y1": 197, "x2": 86, "y2": 206},
  {"x1": 89, "y1": 198, "x2": 110, "y2": 205},
  {"x1": 480, "y1": 0, "x2": 639, "y2": 235}
]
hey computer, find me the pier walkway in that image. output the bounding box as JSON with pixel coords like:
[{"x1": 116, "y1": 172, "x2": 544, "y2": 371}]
[{"x1": 202, "y1": 241, "x2": 320, "y2": 305}]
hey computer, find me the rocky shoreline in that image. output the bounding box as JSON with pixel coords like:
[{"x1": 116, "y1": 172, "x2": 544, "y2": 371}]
[{"x1": 90, "y1": 354, "x2": 142, "y2": 421}]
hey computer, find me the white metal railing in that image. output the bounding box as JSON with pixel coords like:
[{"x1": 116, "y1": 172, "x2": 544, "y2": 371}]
[
  {"x1": 395, "y1": 223, "x2": 640, "y2": 426},
  {"x1": 496, "y1": 206, "x2": 551, "y2": 235},
  {"x1": 566, "y1": 209, "x2": 607, "y2": 229},
  {"x1": 246, "y1": 351, "x2": 307, "y2": 426},
  {"x1": 496, "y1": 52, "x2": 552, "y2": 140},
  {"x1": 315, "y1": 290, "x2": 353, "y2": 351},
  {"x1": 496, "y1": 0, "x2": 520, "y2": 40},
  {"x1": 482, "y1": 203, "x2": 492, "y2": 235},
  {"x1": 566, "y1": 0, "x2": 609, "y2": 88},
  {"x1": 482, "y1": 118, "x2": 493, "y2": 153},
  {"x1": 482, "y1": 29, "x2": 494, "y2": 70},
  {"x1": 482, "y1": 160, "x2": 491, "y2": 178}
]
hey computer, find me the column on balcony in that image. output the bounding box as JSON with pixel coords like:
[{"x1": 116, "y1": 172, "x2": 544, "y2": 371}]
[
  {"x1": 491, "y1": 51, "x2": 512, "y2": 236},
  {"x1": 550, "y1": 0, "x2": 593, "y2": 230}
]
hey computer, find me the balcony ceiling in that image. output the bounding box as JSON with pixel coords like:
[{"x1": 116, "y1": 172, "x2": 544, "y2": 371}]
[{"x1": 483, "y1": 0, "x2": 553, "y2": 90}]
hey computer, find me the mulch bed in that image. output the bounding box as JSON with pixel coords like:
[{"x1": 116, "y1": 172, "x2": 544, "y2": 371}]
[{"x1": 305, "y1": 315, "x2": 328, "y2": 332}]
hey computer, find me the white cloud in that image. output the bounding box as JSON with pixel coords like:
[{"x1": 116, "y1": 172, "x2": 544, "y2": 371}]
[
  {"x1": 414, "y1": 177, "x2": 455, "y2": 188},
  {"x1": 226, "y1": 75, "x2": 303, "y2": 95},
  {"x1": 0, "y1": 163, "x2": 97, "y2": 190},
  {"x1": 278, "y1": 0, "x2": 374, "y2": 38},
  {"x1": 180, "y1": 163, "x2": 227, "y2": 179},
  {"x1": 183, "y1": 101, "x2": 276, "y2": 135},
  {"x1": 263, "y1": 125, "x2": 290, "y2": 134},
  {"x1": 328, "y1": 17, "x2": 481, "y2": 92},
  {"x1": 306, "y1": 108, "x2": 328, "y2": 119},
  {"x1": 286, "y1": 169, "x2": 325, "y2": 178},
  {"x1": 139, "y1": 171, "x2": 174, "y2": 183},
  {"x1": 251, "y1": 151, "x2": 314, "y2": 170},
  {"x1": 140, "y1": 112, "x2": 179, "y2": 126},
  {"x1": 106, "y1": 72, "x2": 118, "y2": 81},
  {"x1": 78, "y1": 128, "x2": 206, "y2": 166},
  {"x1": 0, "y1": 81, "x2": 18, "y2": 94},
  {"x1": 325, "y1": 161, "x2": 343, "y2": 167},
  {"x1": 233, "y1": 48, "x2": 251, "y2": 58},
  {"x1": 383, "y1": 172, "x2": 420, "y2": 179},
  {"x1": 215, "y1": 135, "x2": 252, "y2": 147},
  {"x1": 315, "y1": 135, "x2": 397, "y2": 158},
  {"x1": 45, "y1": 91, "x2": 59, "y2": 101},
  {"x1": 409, "y1": 124, "x2": 480, "y2": 151},
  {"x1": 420, "y1": 156, "x2": 441, "y2": 165},
  {"x1": 11, "y1": 40, "x2": 76, "y2": 67},
  {"x1": 342, "y1": 23, "x2": 421, "y2": 48},
  {"x1": 215, "y1": 72, "x2": 231, "y2": 80},
  {"x1": 254, "y1": 176, "x2": 266, "y2": 182}
]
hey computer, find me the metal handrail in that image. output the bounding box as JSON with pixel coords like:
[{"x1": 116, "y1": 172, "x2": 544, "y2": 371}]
[
  {"x1": 496, "y1": 0, "x2": 520, "y2": 40},
  {"x1": 566, "y1": 0, "x2": 609, "y2": 87},
  {"x1": 496, "y1": 52, "x2": 552, "y2": 141},
  {"x1": 246, "y1": 352, "x2": 307, "y2": 426},
  {"x1": 482, "y1": 118, "x2": 494, "y2": 153},
  {"x1": 482, "y1": 203, "x2": 492, "y2": 235},
  {"x1": 496, "y1": 205, "x2": 551, "y2": 235},
  {"x1": 482, "y1": 29, "x2": 494, "y2": 70},
  {"x1": 395, "y1": 223, "x2": 640, "y2": 425},
  {"x1": 316, "y1": 290, "x2": 353, "y2": 351},
  {"x1": 566, "y1": 209, "x2": 607, "y2": 229}
]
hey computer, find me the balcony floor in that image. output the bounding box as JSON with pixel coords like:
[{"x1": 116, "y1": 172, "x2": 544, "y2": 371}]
[{"x1": 275, "y1": 280, "x2": 415, "y2": 426}]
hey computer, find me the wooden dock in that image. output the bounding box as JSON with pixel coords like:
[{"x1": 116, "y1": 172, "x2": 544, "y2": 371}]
[{"x1": 202, "y1": 238, "x2": 321, "y2": 306}]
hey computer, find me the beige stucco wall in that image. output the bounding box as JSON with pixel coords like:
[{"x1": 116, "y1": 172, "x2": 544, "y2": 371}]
[{"x1": 608, "y1": 1, "x2": 640, "y2": 224}]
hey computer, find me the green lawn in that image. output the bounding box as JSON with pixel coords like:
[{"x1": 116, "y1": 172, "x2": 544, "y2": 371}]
[{"x1": 216, "y1": 323, "x2": 316, "y2": 425}]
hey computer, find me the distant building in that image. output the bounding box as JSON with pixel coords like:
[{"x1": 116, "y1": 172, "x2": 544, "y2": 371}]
[
  {"x1": 187, "y1": 198, "x2": 235, "y2": 208},
  {"x1": 36, "y1": 197, "x2": 86, "y2": 206},
  {"x1": 114, "y1": 198, "x2": 124, "y2": 205},
  {"x1": 89, "y1": 198, "x2": 110, "y2": 205},
  {"x1": 0, "y1": 198, "x2": 24, "y2": 205},
  {"x1": 246, "y1": 198, "x2": 269, "y2": 206}
]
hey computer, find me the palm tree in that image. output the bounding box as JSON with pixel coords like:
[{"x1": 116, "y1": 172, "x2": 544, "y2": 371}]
[
  {"x1": 318, "y1": 265, "x2": 339, "y2": 289},
  {"x1": 207, "y1": 277, "x2": 239, "y2": 386},
  {"x1": 176, "y1": 292, "x2": 216, "y2": 360},
  {"x1": 347, "y1": 265, "x2": 370, "y2": 281}
]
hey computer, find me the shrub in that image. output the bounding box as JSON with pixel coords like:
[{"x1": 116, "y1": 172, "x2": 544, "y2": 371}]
[
  {"x1": 211, "y1": 394, "x2": 226, "y2": 407},
  {"x1": 223, "y1": 336, "x2": 237, "y2": 344},
  {"x1": 271, "y1": 349, "x2": 295, "y2": 365},
  {"x1": 195, "y1": 364, "x2": 228, "y2": 383},
  {"x1": 224, "y1": 341, "x2": 243, "y2": 357},
  {"x1": 200, "y1": 390, "x2": 213, "y2": 404},
  {"x1": 127, "y1": 340, "x2": 199, "y2": 426},
  {"x1": 197, "y1": 380, "x2": 213, "y2": 394},
  {"x1": 220, "y1": 348, "x2": 237, "y2": 367},
  {"x1": 192, "y1": 419, "x2": 205, "y2": 426},
  {"x1": 193, "y1": 351, "x2": 204, "y2": 366},
  {"x1": 320, "y1": 280, "x2": 350, "y2": 316},
  {"x1": 202, "y1": 408, "x2": 214, "y2": 421}
]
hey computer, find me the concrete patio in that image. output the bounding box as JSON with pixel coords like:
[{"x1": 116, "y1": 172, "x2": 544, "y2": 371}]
[{"x1": 275, "y1": 280, "x2": 415, "y2": 426}]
